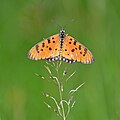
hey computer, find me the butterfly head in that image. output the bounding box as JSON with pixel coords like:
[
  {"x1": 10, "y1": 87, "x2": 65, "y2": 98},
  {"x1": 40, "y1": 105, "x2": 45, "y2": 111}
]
[
  {"x1": 59, "y1": 28, "x2": 66, "y2": 39},
  {"x1": 60, "y1": 28, "x2": 65, "y2": 33}
]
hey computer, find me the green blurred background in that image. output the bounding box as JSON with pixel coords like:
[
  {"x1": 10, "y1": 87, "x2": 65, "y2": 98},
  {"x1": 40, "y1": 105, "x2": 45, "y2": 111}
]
[{"x1": 0, "y1": 0, "x2": 120, "y2": 120}]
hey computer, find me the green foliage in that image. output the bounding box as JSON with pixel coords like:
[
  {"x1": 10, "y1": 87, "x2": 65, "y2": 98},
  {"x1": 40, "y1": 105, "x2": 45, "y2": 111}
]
[{"x1": 0, "y1": 0, "x2": 120, "y2": 119}]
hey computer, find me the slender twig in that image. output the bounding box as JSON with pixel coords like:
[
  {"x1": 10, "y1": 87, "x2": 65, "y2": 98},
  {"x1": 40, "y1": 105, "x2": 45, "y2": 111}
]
[
  {"x1": 35, "y1": 73, "x2": 45, "y2": 79},
  {"x1": 55, "y1": 62, "x2": 66, "y2": 120},
  {"x1": 42, "y1": 92, "x2": 62, "y2": 116},
  {"x1": 61, "y1": 100, "x2": 71, "y2": 118},
  {"x1": 66, "y1": 71, "x2": 76, "y2": 82},
  {"x1": 69, "y1": 82, "x2": 85, "y2": 95}
]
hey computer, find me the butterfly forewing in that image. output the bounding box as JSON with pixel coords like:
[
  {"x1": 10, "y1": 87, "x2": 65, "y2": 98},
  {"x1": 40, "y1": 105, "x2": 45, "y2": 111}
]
[
  {"x1": 62, "y1": 35, "x2": 94, "y2": 64},
  {"x1": 28, "y1": 34, "x2": 60, "y2": 61}
]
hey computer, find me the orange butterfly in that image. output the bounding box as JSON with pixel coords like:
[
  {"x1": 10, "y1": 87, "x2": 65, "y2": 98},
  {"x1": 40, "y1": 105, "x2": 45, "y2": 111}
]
[{"x1": 28, "y1": 29, "x2": 94, "y2": 64}]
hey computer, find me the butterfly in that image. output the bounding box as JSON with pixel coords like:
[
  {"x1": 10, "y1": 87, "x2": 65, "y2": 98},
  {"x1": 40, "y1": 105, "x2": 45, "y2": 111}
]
[{"x1": 28, "y1": 28, "x2": 94, "y2": 64}]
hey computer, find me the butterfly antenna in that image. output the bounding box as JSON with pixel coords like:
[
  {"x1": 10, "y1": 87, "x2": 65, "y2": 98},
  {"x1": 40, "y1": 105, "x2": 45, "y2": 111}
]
[
  {"x1": 51, "y1": 19, "x2": 62, "y2": 30},
  {"x1": 63, "y1": 19, "x2": 75, "y2": 30}
]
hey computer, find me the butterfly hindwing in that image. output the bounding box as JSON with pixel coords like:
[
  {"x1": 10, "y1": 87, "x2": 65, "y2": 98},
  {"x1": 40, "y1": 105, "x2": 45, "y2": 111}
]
[
  {"x1": 62, "y1": 35, "x2": 94, "y2": 64},
  {"x1": 28, "y1": 34, "x2": 60, "y2": 61}
]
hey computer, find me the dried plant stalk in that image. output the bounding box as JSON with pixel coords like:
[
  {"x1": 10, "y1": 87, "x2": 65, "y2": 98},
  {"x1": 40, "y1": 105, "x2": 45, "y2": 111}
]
[{"x1": 37, "y1": 61, "x2": 85, "y2": 120}]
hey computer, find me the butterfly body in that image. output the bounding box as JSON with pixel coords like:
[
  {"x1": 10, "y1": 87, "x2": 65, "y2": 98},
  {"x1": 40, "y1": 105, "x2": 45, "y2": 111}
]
[{"x1": 28, "y1": 29, "x2": 94, "y2": 64}]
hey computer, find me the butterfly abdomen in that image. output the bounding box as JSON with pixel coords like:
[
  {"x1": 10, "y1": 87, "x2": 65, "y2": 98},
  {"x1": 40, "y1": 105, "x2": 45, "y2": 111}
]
[{"x1": 59, "y1": 29, "x2": 66, "y2": 49}]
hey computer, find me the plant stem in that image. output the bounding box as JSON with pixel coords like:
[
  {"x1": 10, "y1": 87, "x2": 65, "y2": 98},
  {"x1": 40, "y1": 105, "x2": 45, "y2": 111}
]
[
  {"x1": 56, "y1": 62, "x2": 66, "y2": 120},
  {"x1": 44, "y1": 61, "x2": 84, "y2": 120},
  {"x1": 59, "y1": 83, "x2": 66, "y2": 120}
]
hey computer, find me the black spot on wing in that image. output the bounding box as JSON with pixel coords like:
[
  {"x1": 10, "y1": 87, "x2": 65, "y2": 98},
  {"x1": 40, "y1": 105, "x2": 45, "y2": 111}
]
[
  {"x1": 47, "y1": 38, "x2": 50, "y2": 44},
  {"x1": 79, "y1": 45, "x2": 81, "y2": 50},
  {"x1": 84, "y1": 48, "x2": 87, "y2": 54},
  {"x1": 83, "y1": 48, "x2": 87, "y2": 56},
  {"x1": 71, "y1": 49, "x2": 75, "y2": 52},
  {"x1": 80, "y1": 52, "x2": 82, "y2": 54},
  {"x1": 73, "y1": 40, "x2": 77, "y2": 45},
  {"x1": 49, "y1": 47, "x2": 52, "y2": 50},
  {"x1": 42, "y1": 42, "x2": 45, "y2": 47},
  {"x1": 35, "y1": 44, "x2": 39, "y2": 53}
]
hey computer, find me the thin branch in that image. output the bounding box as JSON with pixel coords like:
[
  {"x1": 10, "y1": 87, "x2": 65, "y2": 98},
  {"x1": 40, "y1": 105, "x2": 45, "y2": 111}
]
[
  {"x1": 69, "y1": 82, "x2": 85, "y2": 95},
  {"x1": 66, "y1": 71, "x2": 76, "y2": 82},
  {"x1": 44, "y1": 102, "x2": 51, "y2": 109},
  {"x1": 45, "y1": 61, "x2": 54, "y2": 68},
  {"x1": 71, "y1": 101, "x2": 76, "y2": 108},
  {"x1": 60, "y1": 100, "x2": 71, "y2": 118},
  {"x1": 35, "y1": 73, "x2": 45, "y2": 79},
  {"x1": 68, "y1": 96, "x2": 73, "y2": 105},
  {"x1": 50, "y1": 96, "x2": 62, "y2": 117},
  {"x1": 44, "y1": 102, "x2": 60, "y2": 117},
  {"x1": 42, "y1": 92, "x2": 62, "y2": 117}
]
